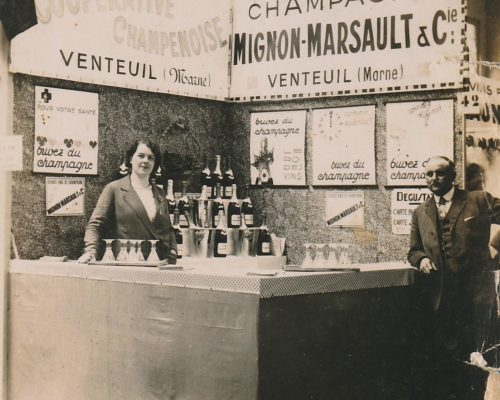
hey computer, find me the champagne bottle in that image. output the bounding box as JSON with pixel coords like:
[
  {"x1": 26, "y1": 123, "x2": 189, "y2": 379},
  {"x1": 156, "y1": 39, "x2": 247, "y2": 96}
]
[
  {"x1": 239, "y1": 211, "x2": 251, "y2": 256},
  {"x1": 200, "y1": 155, "x2": 213, "y2": 197},
  {"x1": 211, "y1": 183, "x2": 225, "y2": 228},
  {"x1": 213, "y1": 210, "x2": 227, "y2": 258},
  {"x1": 193, "y1": 184, "x2": 208, "y2": 228},
  {"x1": 154, "y1": 162, "x2": 163, "y2": 188},
  {"x1": 165, "y1": 179, "x2": 176, "y2": 224},
  {"x1": 177, "y1": 180, "x2": 190, "y2": 228},
  {"x1": 256, "y1": 212, "x2": 272, "y2": 256},
  {"x1": 211, "y1": 155, "x2": 223, "y2": 199},
  {"x1": 223, "y1": 157, "x2": 235, "y2": 199},
  {"x1": 173, "y1": 207, "x2": 183, "y2": 259},
  {"x1": 227, "y1": 184, "x2": 241, "y2": 228},
  {"x1": 112, "y1": 151, "x2": 129, "y2": 181},
  {"x1": 240, "y1": 185, "x2": 254, "y2": 228}
]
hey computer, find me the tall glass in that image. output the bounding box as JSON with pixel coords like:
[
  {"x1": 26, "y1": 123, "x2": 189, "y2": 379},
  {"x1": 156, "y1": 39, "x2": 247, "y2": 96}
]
[
  {"x1": 102, "y1": 239, "x2": 115, "y2": 262},
  {"x1": 148, "y1": 240, "x2": 160, "y2": 262},
  {"x1": 116, "y1": 240, "x2": 128, "y2": 262},
  {"x1": 301, "y1": 243, "x2": 313, "y2": 267}
]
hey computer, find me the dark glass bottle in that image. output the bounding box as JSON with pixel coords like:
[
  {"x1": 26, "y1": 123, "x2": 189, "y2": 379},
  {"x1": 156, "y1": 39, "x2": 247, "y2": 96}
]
[
  {"x1": 240, "y1": 185, "x2": 254, "y2": 228},
  {"x1": 200, "y1": 155, "x2": 213, "y2": 197},
  {"x1": 227, "y1": 184, "x2": 241, "y2": 228},
  {"x1": 165, "y1": 179, "x2": 176, "y2": 225},
  {"x1": 211, "y1": 183, "x2": 225, "y2": 228},
  {"x1": 112, "y1": 151, "x2": 129, "y2": 181},
  {"x1": 173, "y1": 207, "x2": 183, "y2": 259},
  {"x1": 256, "y1": 212, "x2": 272, "y2": 256},
  {"x1": 223, "y1": 157, "x2": 235, "y2": 199},
  {"x1": 213, "y1": 210, "x2": 227, "y2": 258},
  {"x1": 193, "y1": 184, "x2": 206, "y2": 227},
  {"x1": 177, "y1": 180, "x2": 190, "y2": 228},
  {"x1": 211, "y1": 155, "x2": 223, "y2": 199}
]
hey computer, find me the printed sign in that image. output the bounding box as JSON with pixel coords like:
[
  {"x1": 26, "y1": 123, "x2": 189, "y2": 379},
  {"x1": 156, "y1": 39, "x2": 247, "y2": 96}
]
[
  {"x1": 10, "y1": 1, "x2": 231, "y2": 100},
  {"x1": 325, "y1": 191, "x2": 364, "y2": 227},
  {"x1": 386, "y1": 99, "x2": 454, "y2": 186},
  {"x1": 34, "y1": 86, "x2": 98, "y2": 175},
  {"x1": 391, "y1": 188, "x2": 431, "y2": 234},
  {"x1": 464, "y1": 71, "x2": 500, "y2": 196},
  {"x1": 230, "y1": 0, "x2": 464, "y2": 101},
  {"x1": 312, "y1": 105, "x2": 376, "y2": 186},
  {"x1": 46, "y1": 177, "x2": 85, "y2": 216},
  {"x1": 0, "y1": 135, "x2": 23, "y2": 171},
  {"x1": 250, "y1": 110, "x2": 306, "y2": 186}
]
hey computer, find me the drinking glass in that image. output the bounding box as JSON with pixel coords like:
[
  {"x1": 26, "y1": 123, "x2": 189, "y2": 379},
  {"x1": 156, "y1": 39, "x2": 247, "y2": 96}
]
[
  {"x1": 137, "y1": 240, "x2": 145, "y2": 262},
  {"x1": 148, "y1": 240, "x2": 160, "y2": 262},
  {"x1": 102, "y1": 239, "x2": 115, "y2": 262},
  {"x1": 116, "y1": 240, "x2": 128, "y2": 261},
  {"x1": 301, "y1": 243, "x2": 314, "y2": 267}
]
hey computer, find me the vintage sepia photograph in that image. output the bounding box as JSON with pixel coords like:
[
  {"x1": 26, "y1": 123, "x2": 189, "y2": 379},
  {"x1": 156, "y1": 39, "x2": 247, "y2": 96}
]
[{"x1": 0, "y1": 0, "x2": 499, "y2": 399}]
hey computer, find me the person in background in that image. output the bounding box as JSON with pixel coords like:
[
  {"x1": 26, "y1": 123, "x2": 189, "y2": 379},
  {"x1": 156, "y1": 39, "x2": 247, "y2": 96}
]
[
  {"x1": 78, "y1": 139, "x2": 177, "y2": 264},
  {"x1": 465, "y1": 163, "x2": 486, "y2": 192},
  {"x1": 408, "y1": 156, "x2": 500, "y2": 399}
]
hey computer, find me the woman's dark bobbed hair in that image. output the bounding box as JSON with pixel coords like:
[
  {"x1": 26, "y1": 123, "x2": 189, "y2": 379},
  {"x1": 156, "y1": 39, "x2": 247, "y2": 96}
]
[{"x1": 124, "y1": 139, "x2": 162, "y2": 180}]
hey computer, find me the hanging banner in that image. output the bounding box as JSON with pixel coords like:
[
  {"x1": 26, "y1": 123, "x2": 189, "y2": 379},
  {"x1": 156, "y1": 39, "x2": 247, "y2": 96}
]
[
  {"x1": 386, "y1": 99, "x2": 454, "y2": 186},
  {"x1": 391, "y1": 188, "x2": 431, "y2": 234},
  {"x1": 229, "y1": 0, "x2": 465, "y2": 101},
  {"x1": 464, "y1": 72, "x2": 500, "y2": 196},
  {"x1": 250, "y1": 110, "x2": 306, "y2": 186},
  {"x1": 312, "y1": 105, "x2": 376, "y2": 186},
  {"x1": 10, "y1": 0, "x2": 231, "y2": 100},
  {"x1": 325, "y1": 191, "x2": 365, "y2": 227},
  {"x1": 46, "y1": 177, "x2": 85, "y2": 216},
  {"x1": 34, "y1": 86, "x2": 98, "y2": 175}
]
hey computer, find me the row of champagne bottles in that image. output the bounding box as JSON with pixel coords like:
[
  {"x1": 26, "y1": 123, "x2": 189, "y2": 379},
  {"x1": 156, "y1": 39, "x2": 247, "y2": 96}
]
[
  {"x1": 116, "y1": 153, "x2": 236, "y2": 199},
  {"x1": 172, "y1": 209, "x2": 272, "y2": 259},
  {"x1": 166, "y1": 179, "x2": 254, "y2": 230}
]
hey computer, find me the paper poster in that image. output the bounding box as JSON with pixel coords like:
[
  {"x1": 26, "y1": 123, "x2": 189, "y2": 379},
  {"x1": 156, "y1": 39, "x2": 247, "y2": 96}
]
[
  {"x1": 250, "y1": 110, "x2": 306, "y2": 186},
  {"x1": 386, "y1": 99, "x2": 454, "y2": 186},
  {"x1": 34, "y1": 86, "x2": 98, "y2": 175},
  {"x1": 10, "y1": 1, "x2": 231, "y2": 100},
  {"x1": 464, "y1": 71, "x2": 500, "y2": 197},
  {"x1": 312, "y1": 106, "x2": 376, "y2": 186},
  {"x1": 230, "y1": 0, "x2": 464, "y2": 101},
  {"x1": 325, "y1": 191, "x2": 364, "y2": 227},
  {"x1": 391, "y1": 188, "x2": 432, "y2": 235},
  {"x1": 46, "y1": 177, "x2": 85, "y2": 216},
  {"x1": 0, "y1": 135, "x2": 23, "y2": 171}
]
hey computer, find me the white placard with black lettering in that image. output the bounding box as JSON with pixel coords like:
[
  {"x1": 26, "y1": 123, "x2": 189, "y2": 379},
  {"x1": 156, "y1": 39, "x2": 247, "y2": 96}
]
[
  {"x1": 34, "y1": 86, "x2": 98, "y2": 175},
  {"x1": 11, "y1": 1, "x2": 231, "y2": 100},
  {"x1": 386, "y1": 99, "x2": 454, "y2": 186},
  {"x1": 391, "y1": 188, "x2": 432, "y2": 235},
  {"x1": 325, "y1": 191, "x2": 364, "y2": 227},
  {"x1": 230, "y1": 0, "x2": 464, "y2": 101},
  {"x1": 312, "y1": 106, "x2": 376, "y2": 186},
  {"x1": 46, "y1": 177, "x2": 85, "y2": 217},
  {"x1": 250, "y1": 110, "x2": 306, "y2": 186}
]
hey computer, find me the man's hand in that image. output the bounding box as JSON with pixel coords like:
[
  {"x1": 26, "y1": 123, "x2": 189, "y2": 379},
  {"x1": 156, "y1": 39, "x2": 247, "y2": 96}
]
[{"x1": 419, "y1": 257, "x2": 438, "y2": 274}]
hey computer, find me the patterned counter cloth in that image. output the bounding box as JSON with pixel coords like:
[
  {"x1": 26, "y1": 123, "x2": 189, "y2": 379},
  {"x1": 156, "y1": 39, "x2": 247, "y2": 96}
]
[{"x1": 10, "y1": 259, "x2": 413, "y2": 298}]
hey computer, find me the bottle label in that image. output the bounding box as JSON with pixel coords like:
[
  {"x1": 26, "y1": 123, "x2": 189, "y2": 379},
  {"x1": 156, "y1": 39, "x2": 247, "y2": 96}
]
[
  {"x1": 169, "y1": 214, "x2": 174, "y2": 224},
  {"x1": 177, "y1": 243, "x2": 183, "y2": 258},
  {"x1": 224, "y1": 186, "x2": 233, "y2": 198},
  {"x1": 180, "y1": 215, "x2": 188, "y2": 227},
  {"x1": 261, "y1": 242, "x2": 271, "y2": 254},
  {"x1": 214, "y1": 215, "x2": 219, "y2": 227},
  {"x1": 245, "y1": 214, "x2": 254, "y2": 225},
  {"x1": 217, "y1": 243, "x2": 227, "y2": 255},
  {"x1": 231, "y1": 214, "x2": 241, "y2": 226}
]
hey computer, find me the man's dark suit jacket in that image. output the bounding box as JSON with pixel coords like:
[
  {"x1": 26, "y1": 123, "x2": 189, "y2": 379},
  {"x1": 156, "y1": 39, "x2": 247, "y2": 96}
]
[
  {"x1": 408, "y1": 187, "x2": 500, "y2": 311},
  {"x1": 83, "y1": 175, "x2": 177, "y2": 263}
]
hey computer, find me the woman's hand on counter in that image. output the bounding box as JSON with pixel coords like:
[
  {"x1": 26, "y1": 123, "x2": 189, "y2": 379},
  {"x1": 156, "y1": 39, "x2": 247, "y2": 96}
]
[{"x1": 78, "y1": 252, "x2": 96, "y2": 264}]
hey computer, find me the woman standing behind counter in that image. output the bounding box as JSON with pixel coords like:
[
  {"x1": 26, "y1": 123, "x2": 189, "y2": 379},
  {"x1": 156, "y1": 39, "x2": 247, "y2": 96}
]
[{"x1": 78, "y1": 139, "x2": 177, "y2": 264}]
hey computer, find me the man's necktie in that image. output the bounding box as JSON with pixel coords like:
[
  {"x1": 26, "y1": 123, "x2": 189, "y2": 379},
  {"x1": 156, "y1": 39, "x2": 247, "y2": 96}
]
[{"x1": 438, "y1": 196, "x2": 447, "y2": 220}]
